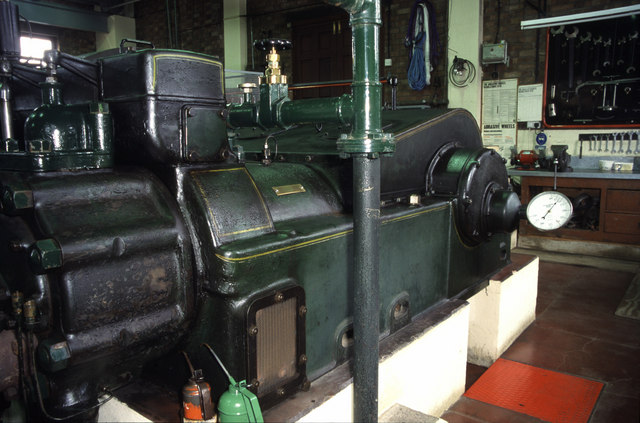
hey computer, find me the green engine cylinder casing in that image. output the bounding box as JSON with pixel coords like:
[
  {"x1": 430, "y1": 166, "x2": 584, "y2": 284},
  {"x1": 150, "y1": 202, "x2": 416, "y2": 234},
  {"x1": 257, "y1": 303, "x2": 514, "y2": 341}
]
[
  {"x1": 0, "y1": 167, "x2": 194, "y2": 413},
  {"x1": 174, "y1": 107, "x2": 514, "y2": 403},
  {"x1": 100, "y1": 49, "x2": 228, "y2": 165},
  {"x1": 0, "y1": 42, "x2": 520, "y2": 417}
]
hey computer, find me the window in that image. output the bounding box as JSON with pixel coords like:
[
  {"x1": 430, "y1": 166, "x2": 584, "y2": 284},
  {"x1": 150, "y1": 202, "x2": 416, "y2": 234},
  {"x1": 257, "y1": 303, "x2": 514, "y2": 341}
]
[{"x1": 20, "y1": 36, "x2": 53, "y2": 65}]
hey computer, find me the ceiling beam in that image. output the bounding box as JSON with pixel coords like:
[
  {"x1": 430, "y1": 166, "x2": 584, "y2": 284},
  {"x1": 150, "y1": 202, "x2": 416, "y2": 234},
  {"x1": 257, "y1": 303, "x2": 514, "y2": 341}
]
[
  {"x1": 12, "y1": 0, "x2": 108, "y2": 33},
  {"x1": 521, "y1": 4, "x2": 640, "y2": 30}
]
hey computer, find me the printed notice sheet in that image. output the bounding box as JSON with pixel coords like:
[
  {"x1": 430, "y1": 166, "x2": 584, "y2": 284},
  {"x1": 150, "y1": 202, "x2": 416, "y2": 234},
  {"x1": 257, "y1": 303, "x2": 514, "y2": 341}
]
[
  {"x1": 517, "y1": 84, "x2": 543, "y2": 122},
  {"x1": 482, "y1": 79, "x2": 518, "y2": 159}
]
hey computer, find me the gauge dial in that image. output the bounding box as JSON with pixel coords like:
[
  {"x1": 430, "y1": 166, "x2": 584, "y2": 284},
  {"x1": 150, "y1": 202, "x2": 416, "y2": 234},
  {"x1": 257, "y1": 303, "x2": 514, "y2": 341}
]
[{"x1": 526, "y1": 191, "x2": 573, "y2": 231}]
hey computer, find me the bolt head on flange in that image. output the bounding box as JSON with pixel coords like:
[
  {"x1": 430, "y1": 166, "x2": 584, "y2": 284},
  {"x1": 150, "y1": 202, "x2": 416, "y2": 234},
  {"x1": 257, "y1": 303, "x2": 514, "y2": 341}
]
[
  {"x1": 29, "y1": 239, "x2": 63, "y2": 274},
  {"x1": 38, "y1": 339, "x2": 71, "y2": 372},
  {"x1": 1, "y1": 186, "x2": 33, "y2": 213},
  {"x1": 336, "y1": 132, "x2": 395, "y2": 156}
]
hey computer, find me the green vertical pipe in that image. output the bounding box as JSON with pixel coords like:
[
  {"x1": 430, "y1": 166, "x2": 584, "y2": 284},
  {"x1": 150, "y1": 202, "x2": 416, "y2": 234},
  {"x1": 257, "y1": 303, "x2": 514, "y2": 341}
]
[
  {"x1": 349, "y1": 0, "x2": 382, "y2": 145},
  {"x1": 325, "y1": 1, "x2": 383, "y2": 421},
  {"x1": 352, "y1": 154, "x2": 380, "y2": 422},
  {"x1": 227, "y1": 3, "x2": 387, "y2": 420}
]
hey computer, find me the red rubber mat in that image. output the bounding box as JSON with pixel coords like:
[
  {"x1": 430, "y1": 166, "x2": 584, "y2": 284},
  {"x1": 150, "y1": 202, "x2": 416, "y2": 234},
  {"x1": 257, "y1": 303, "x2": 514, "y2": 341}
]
[{"x1": 464, "y1": 358, "x2": 604, "y2": 423}]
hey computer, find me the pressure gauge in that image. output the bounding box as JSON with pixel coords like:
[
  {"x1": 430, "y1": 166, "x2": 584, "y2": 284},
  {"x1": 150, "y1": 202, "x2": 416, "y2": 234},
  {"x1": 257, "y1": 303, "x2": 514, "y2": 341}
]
[{"x1": 526, "y1": 191, "x2": 573, "y2": 231}]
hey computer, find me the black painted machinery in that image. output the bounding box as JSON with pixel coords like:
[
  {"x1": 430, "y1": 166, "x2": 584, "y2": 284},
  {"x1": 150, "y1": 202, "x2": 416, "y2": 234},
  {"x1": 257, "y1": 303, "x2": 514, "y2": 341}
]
[{"x1": 0, "y1": 0, "x2": 520, "y2": 420}]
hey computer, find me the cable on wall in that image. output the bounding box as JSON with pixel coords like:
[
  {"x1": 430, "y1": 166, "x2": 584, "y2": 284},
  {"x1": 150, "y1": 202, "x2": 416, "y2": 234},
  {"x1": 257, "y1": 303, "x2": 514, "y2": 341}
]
[{"x1": 448, "y1": 56, "x2": 476, "y2": 88}]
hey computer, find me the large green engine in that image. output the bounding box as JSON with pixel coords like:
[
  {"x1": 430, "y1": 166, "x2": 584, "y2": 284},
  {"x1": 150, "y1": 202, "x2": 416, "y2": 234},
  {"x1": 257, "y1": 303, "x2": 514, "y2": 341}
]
[{"x1": 0, "y1": 1, "x2": 520, "y2": 420}]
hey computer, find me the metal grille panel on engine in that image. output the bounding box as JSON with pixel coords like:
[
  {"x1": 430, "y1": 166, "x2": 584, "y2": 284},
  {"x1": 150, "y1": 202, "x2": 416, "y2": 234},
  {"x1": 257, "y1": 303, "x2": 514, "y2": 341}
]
[{"x1": 256, "y1": 297, "x2": 297, "y2": 395}]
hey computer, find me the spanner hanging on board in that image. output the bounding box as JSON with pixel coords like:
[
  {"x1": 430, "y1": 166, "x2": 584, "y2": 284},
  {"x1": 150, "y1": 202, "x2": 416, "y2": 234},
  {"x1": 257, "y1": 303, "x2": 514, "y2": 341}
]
[
  {"x1": 592, "y1": 35, "x2": 603, "y2": 76},
  {"x1": 602, "y1": 37, "x2": 613, "y2": 70},
  {"x1": 551, "y1": 26, "x2": 565, "y2": 84},
  {"x1": 565, "y1": 26, "x2": 579, "y2": 89},
  {"x1": 627, "y1": 31, "x2": 638, "y2": 74},
  {"x1": 616, "y1": 36, "x2": 627, "y2": 71},
  {"x1": 579, "y1": 32, "x2": 592, "y2": 83}
]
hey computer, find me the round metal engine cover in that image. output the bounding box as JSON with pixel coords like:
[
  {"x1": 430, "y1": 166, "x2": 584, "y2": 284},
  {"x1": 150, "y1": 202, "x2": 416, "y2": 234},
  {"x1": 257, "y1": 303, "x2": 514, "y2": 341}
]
[{"x1": 428, "y1": 146, "x2": 520, "y2": 245}]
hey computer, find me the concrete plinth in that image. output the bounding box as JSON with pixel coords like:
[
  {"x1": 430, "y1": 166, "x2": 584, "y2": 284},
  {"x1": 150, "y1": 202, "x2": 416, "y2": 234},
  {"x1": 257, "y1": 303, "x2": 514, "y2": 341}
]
[
  {"x1": 466, "y1": 254, "x2": 539, "y2": 367},
  {"x1": 264, "y1": 300, "x2": 470, "y2": 422},
  {"x1": 99, "y1": 398, "x2": 150, "y2": 422}
]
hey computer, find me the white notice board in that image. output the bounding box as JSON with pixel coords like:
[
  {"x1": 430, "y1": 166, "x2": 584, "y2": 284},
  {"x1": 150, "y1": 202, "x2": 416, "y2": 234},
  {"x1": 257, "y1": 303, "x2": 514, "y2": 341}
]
[
  {"x1": 482, "y1": 79, "x2": 518, "y2": 159},
  {"x1": 517, "y1": 84, "x2": 543, "y2": 122}
]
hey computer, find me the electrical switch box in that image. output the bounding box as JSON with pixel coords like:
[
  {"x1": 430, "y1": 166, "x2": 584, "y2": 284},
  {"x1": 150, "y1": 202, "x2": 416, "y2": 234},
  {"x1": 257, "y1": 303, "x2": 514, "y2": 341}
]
[{"x1": 482, "y1": 41, "x2": 509, "y2": 66}]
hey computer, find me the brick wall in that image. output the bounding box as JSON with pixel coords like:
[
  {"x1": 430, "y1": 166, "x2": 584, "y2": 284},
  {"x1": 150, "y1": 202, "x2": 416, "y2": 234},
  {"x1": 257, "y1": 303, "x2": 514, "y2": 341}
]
[
  {"x1": 384, "y1": 0, "x2": 448, "y2": 106},
  {"x1": 131, "y1": 0, "x2": 639, "y2": 107},
  {"x1": 482, "y1": 0, "x2": 639, "y2": 85},
  {"x1": 134, "y1": 0, "x2": 224, "y2": 58},
  {"x1": 59, "y1": 29, "x2": 96, "y2": 55},
  {"x1": 130, "y1": 0, "x2": 450, "y2": 106},
  {"x1": 53, "y1": 0, "x2": 640, "y2": 106},
  {"x1": 246, "y1": 0, "x2": 449, "y2": 107},
  {"x1": 245, "y1": 1, "x2": 298, "y2": 76}
]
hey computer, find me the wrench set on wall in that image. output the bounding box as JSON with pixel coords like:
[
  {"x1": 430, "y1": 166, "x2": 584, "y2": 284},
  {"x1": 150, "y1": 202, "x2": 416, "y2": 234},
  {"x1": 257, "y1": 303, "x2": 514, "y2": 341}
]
[
  {"x1": 546, "y1": 16, "x2": 640, "y2": 126},
  {"x1": 578, "y1": 131, "x2": 640, "y2": 155}
]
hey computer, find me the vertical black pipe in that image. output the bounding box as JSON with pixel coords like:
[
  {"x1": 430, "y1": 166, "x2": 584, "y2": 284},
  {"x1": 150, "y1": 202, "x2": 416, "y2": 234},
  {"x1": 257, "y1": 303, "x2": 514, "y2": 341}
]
[
  {"x1": 322, "y1": 2, "x2": 387, "y2": 420},
  {"x1": 326, "y1": 1, "x2": 383, "y2": 421},
  {"x1": 0, "y1": 82, "x2": 13, "y2": 141},
  {"x1": 165, "y1": 0, "x2": 173, "y2": 48},
  {"x1": 352, "y1": 154, "x2": 380, "y2": 422}
]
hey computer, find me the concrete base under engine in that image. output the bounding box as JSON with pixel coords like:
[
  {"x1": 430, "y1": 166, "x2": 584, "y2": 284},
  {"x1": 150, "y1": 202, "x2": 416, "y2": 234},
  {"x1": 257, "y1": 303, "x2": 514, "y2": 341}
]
[
  {"x1": 278, "y1": 300, "x2": 470, "y2": 422},
  {"x1": 467, "y1": 254, "x2": 539, "y2": 368},
  {"x1": 97, "y1": 254, "x2": 539, "y2": 422}
]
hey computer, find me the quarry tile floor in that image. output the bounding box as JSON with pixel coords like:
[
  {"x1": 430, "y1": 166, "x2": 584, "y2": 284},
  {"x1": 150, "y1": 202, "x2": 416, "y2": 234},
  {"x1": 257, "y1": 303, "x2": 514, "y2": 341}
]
[{"x1": 442, "y1": 259, "x2": 640, "y2": 423}]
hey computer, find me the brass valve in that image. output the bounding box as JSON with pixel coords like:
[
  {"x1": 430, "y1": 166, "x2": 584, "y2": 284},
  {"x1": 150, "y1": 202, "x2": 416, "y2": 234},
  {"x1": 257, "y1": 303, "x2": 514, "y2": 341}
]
[
  {"x1": 261, "y1": 47, "x2": 287, "y2": 85},
  {"x1": 254, "y1": 39, "x2": 292, "y2": 85}
]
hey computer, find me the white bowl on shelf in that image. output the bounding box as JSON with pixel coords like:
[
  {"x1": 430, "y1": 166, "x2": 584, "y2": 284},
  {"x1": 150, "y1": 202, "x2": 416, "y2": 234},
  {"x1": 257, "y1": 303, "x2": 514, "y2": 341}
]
[{"x1": 599, "y1": 160, "x2": 614, "y2": 170}]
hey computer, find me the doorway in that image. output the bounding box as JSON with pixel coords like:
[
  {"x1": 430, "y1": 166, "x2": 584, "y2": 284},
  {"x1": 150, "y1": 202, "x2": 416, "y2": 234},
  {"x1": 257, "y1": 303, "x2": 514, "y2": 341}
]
[{"x1": 291, "y1": 11, "x2": 351, "y2": 99}]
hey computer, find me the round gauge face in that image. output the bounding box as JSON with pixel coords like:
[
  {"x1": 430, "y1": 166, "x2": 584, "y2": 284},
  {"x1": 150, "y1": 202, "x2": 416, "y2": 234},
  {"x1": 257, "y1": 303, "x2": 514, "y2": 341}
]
[{"x1": 526, "y1": 191, "x2": 573, "y2": 231}]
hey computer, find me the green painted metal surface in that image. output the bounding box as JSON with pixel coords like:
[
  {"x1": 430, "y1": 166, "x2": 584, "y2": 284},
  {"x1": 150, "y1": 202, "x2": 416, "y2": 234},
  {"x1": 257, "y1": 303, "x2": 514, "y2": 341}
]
[
  {"x1": 232, "y1": 108, "x2": 469, "y2": 156},
  {"x1": 101, "y1": 49, "x2": 225, "y2": 165},
  {"x1": 227, "y1": 0, "x2": 393, "y2": 161},
  {"x1": 183, "y1": 105, "x2": 228, "y2": 161},
  {"x1": 245, "y1": 162, "x2": 344, "y2": 223},
  {"x1": 188, "y1": 167, "x2": 275, "y2": 245},
  {"x1": 0, "y1": 25, "x2": 520, "y2": 417},
  {"x1": 181, "y1": 102, "x2": 512, "y2": 395},
  {"x1": 217, "y1": 381, "x2": 264, "y2": 423},
  {"x1": 0, "y1": 81, "x2": 113, "y2": 171},
  {"x1": 180, "y1": 172, "x2": 503, "y2": 380}
]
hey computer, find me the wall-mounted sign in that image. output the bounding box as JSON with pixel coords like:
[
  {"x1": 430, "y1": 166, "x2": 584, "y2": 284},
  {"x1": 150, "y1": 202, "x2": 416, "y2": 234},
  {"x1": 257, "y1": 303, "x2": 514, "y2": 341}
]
[{"x1": 482, "y1": 79, "x2": 518, "y2": 159}]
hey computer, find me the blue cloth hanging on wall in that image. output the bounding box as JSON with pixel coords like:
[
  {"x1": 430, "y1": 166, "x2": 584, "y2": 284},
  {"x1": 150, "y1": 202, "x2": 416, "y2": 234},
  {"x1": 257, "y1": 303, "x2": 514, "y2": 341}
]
[{"x1": 405, "y1": 0, "x2": 440, "y2": 91}]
